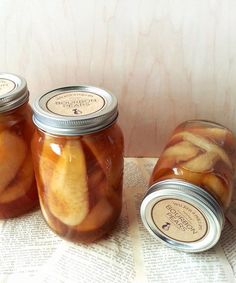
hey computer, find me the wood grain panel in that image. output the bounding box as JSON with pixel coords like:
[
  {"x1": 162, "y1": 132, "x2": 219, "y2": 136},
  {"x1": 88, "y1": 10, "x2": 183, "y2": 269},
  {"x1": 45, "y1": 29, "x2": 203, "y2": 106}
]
[{"x1": 0, "y1": 0, "x2": 236, "y2": 156}]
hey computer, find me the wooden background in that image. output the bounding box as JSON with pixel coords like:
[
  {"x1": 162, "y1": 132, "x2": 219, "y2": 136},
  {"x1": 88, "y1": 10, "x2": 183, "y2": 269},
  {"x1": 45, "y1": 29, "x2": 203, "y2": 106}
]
[{"x1": 1, "y1": 0, "x2": 236, "y2": 157}]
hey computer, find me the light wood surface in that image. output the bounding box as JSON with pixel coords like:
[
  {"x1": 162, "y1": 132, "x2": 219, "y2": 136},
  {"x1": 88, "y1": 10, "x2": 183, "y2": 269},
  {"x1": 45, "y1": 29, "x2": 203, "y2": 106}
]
[{"x1": 1, "y1": 0, "x2": 236, "y2": 156}]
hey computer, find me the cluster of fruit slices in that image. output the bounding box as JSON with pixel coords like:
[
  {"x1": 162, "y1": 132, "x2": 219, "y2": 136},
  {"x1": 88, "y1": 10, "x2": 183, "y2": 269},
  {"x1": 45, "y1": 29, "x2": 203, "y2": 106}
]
[
  {"x1": 37, "y1": 127, "x2": 123, "y2": 239},
  {"x1": 0, "y1": 130, "x2": 36, "y2": 218},
  {"x1": 152, "y1": 126, "x2": 235, "y2": 208}
]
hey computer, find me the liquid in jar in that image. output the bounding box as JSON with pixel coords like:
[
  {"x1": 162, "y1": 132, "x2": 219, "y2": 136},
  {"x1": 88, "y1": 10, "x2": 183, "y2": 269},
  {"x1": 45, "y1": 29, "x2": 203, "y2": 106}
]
[
  {"x1": 32, "y1": 86, "x2": 124, "y2": 243},
  {"x1": 0, "y1": 73, "x2": 38, "y2": 218},
  {"x1": 141, "y1": 120, "x2": 236, "y2": 252}
]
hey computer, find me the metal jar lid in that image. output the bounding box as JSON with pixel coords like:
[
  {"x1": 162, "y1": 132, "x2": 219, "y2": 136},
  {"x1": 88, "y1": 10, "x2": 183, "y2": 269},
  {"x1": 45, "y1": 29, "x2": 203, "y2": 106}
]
[
  {"x1": 140, "y1": 179, "x2": 224, "y2": 253},
  {"x1": 0, "y1": 73, "x2": 29, "y2": 113},
  {"x1": 32, "y1": 85, "x2": 118, "y2": 135}
]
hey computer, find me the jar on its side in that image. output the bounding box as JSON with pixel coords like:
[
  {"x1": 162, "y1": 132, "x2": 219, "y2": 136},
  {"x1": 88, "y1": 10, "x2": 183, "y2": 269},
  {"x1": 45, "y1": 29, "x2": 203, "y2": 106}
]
[
  {"x1": 0, "y1": 73, "x2": 38, "y2": 218},
  {"x1": 32, "y1": 86, "x2": 124, "y2": 243},
  {"x1": 141, "y1": 120, "x2": 236, "y2": 252}
]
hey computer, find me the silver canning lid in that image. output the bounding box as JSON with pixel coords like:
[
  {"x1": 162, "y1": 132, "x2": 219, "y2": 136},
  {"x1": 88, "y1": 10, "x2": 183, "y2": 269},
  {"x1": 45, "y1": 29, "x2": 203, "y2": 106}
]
[
  {"x1": 0, "y1": 72, "x2": 29, "y2": 112},
  {"x1": 140, "y1": 179, "x2": 224, "y2": 253},
  {"x1": 33, "y1": 85, "x2": 118, "y2": 135}
]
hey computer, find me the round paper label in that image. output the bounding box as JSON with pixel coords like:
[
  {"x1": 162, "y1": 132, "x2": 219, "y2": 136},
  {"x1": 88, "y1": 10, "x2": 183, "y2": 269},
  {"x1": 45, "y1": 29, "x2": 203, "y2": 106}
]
[
  {"x1": 0, "y1": 79, "x2": 16, "y2": 96},
  {"x1": 46, "y1": 91, "x2": 105, "y2": 116},
  {"x1": 152, "y1": 199, "x2": 208, "y2": 242}
]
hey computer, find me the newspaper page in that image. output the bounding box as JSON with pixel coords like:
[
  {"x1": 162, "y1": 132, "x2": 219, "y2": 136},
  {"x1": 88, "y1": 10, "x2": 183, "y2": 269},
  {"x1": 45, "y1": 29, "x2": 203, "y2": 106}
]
[{"x1": 0, "y1": 158, "x2": 236, "y2": 283}]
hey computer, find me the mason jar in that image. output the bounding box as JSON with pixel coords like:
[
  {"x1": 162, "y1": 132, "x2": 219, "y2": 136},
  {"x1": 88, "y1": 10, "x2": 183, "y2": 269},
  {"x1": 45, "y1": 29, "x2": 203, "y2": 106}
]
[
  {"x1": 32, "y1": 86, "x2": 124, "y2": 243},
  {"x1": 141, "y1": 120, "x2": 236, "y2": 252},
  {"x1": 0, "y1": 72, "x2": 38, "y2": 218}
]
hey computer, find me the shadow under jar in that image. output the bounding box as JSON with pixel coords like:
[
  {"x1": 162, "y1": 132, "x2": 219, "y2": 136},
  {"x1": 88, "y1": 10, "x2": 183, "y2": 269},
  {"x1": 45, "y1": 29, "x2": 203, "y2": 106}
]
[
  {"x1": 31, "y1": 86, "x2": 124, "y2": 243},
  {"x1": 0, "y1": 73, "x2": 38, "y2": 218},
  {"x1": 141, "y1": 120, "x2": 236, "y2": 252}
]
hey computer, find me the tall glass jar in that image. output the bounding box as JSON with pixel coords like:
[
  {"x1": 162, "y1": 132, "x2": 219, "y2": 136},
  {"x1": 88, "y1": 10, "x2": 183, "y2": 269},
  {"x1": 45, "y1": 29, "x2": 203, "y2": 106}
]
[
  {"x1": 141, "y1": 120, "x2": 236, "y2": 252},
  {"x1": 0, "y1": 73, "x2": 38, "y2": 218},
  {"x1": 31, "y1": 86, "x2": 124, "y2": 243}
]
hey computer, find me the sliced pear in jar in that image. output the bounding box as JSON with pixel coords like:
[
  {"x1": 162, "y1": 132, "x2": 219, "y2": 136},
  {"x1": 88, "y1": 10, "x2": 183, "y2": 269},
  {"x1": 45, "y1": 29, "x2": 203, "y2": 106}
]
[
  {"x1": 172, "y1": 131, "x2": 233, "y2": 170},
  {"x1": 0, "y1": 130, "x2": 26, "y2": 193},
  {"x1": 39, "y1": 135, "x2": 63, "y2": 187},
  {"x1": 172, "y1": 166, "x2": 203, "y2": 186},
  {"x1": 188, "y1": 127, "x2": 228, "y2": 142},
  {"x1": 181, "y1": 152, "x2": 218, "y2": 173},
  {"x1": 162, "y1": 141, "x2": 200, "y2": 163},
  {"x1": 82, "y1": 140, "x2": 107, "y2": 204},
  {"x1": 82, "y1": 125, "x2": 123, "y2": 191},
  {"x1": 155, "y1": 141, "x2": 201, "y2": 174},
  {"x1": 0, "y1": 115, "x2": 22, "y2": 133},
  {"x1": 48, "y1": 140, "x2": 89, "y2": 226},
  {"x1": 150, "y1": 143, "x2": 193, "y2": 182},
  {"x1": 0, "y1": 155, "x2": 34, "y2": 203},
  {"x1": 76, "y1": 198, "x2": 113, "y2": 232},
  {"x1": 87, "y1": 165, "x2": 108, "y2": 207},
  {"x1": 202, "y1": 174, "x2": 230, "y2": 208}
]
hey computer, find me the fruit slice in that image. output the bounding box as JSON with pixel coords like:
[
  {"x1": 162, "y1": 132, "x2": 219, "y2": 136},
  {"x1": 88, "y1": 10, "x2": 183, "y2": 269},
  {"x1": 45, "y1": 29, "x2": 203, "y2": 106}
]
[
  {"x1": 82, "y1": 141, "x2": 110, "y2": 206},
  {"x1": 202, "y1": 174, "x2": 230, "y2": 208},
  {"x1": 154, "y1": 141, "x2": 200, "y2": 174},
  {"x1": 0, "y1": 155, "x2": 34, "y2": 203},
  {"x1": 188, "y1": 127, "x2": 227, "y2": 142},
  {"x1": 172, "y1": 131, "x2": 232, "y2": 170},
  {"x1": 163, "y1": 141, "x2": 200, "y2": 163},
  {"x1": 48, "y1": 140, "x2": 89, "y2": 226},
  {"x1": 76, "y1": 198, "x2": 113, "y2": 232},
  {"x1": 39, "y1": 135, "x2": 62, "y2": 187},
  {"x1": 0, "y1": 114, "x2": 22, "y2": 133},
  {"x1": 177, "y1": 167, "x2": 203, "y2": 185},
  {"x1": 153, "y1": 165, "x2": 204, "y2": 186},
  {"x1": 182, "y1": 152, "x2": 218, "y2": 173},
  {"x1": 82, "y1": 126, "x2": 123, "y2": 190},
  {"x1": 88, "y1": 165, "x2": 108, "y2": 207},
  {"x1": 0, "y1": 130, "x2": 26, "y2": 193}
]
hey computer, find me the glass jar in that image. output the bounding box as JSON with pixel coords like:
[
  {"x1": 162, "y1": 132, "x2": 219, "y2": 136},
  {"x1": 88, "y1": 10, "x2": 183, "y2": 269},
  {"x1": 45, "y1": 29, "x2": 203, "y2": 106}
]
[
  {"x1": 0, "y1": 73, "x2": 38, "y2": 218},
  {"x1": 141, "y1": 120, "x2": 236, "y2": 252},
  {"x1": 31, "y1": 86, "x2": 124, "y2": 243}
]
